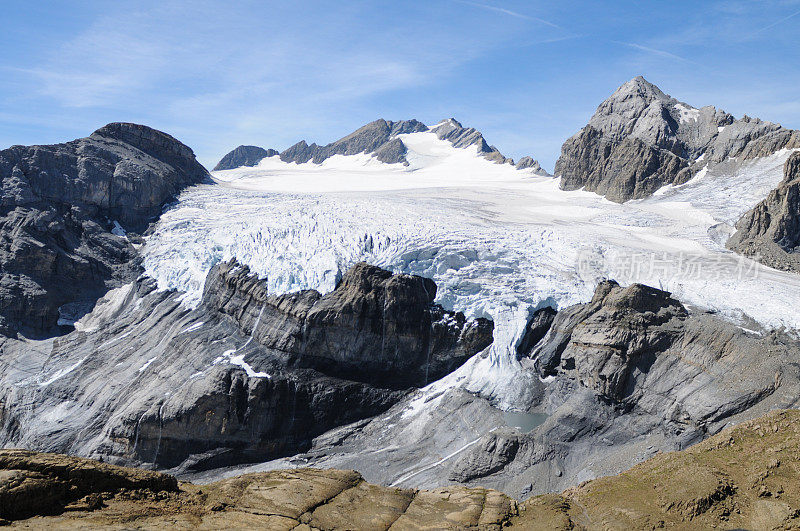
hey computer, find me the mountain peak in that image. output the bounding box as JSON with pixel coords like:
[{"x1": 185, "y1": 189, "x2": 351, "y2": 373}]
[
  {"x1": 213, "y1": 145, "x2": 279, "y2": 171},
  {"x1": 557, "y1": 76, "x2": 800, "y2": 203},
  {"x1": 606, "y1": 76, "x2": 671, "y2": 106},
  {"x1": 212, "y1": 117, "x2": 549, "y2": 173},
  {"x1": 434, "y1": 118, "x2": 464, "y2": 129}
]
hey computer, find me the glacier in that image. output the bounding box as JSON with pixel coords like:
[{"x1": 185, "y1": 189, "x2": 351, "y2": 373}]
[{"x1": 142, "y1": 130, "x2": 800, "y2": 406}]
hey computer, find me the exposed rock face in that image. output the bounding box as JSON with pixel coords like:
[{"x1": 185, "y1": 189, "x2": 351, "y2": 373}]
[
  {"x1": 0, "y1": 261, "x2": 492, "y2": 471},
  {"x1": 515, "y1": 156, "x2": 549, "y2": 175},
  {"x1": 279, "y1": 119, "x2": 428, "y2": 165},
  {"x1": 284, "y1": 279, "x2": 800, "y2": 500},
  {"x1": 432, "y1": 118, "x2": 515, "y2": 166},
  {"x1": 205, "y1": 260, "x2": 493, "y2": 389},
  {"x1": 530, "y1": 281, "x2": 687, "y2": 400},
  {"x1": 557, "y1": 126, "x2": 691, "y2": 201},
  {"x1": 0, "y1": 451, "x2": 518, "y2": 529},
  {"x1": 0, "y1": 123, "x2": 209, "y2": 337},
  {"x1": 0, "y1": 123, "x2": 208, "y2": 228},
  {"x1": 449, "y1": 429, "x2": 521, "y2": 482},
  {"x1": 516, "y1": 306, "x2": 557, "y2": 360},
  {"x1": 0, "y1": 449, "x2": 177, "y2": 521},
  {"x1": 213, "y1": 145, "x2": 278, "y2": 170},
  {"x1": 372, "y1": 137, "x2": 407, "y2": 164},
  {"x1": 556, "y1": 76, "x2": 800, "y2": 202},
  {"x1": 727, "y1": 151, "x2": 800, "y2": 272}
]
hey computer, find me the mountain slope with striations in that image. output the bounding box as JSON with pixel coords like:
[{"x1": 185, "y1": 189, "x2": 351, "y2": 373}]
[
  {"x1": 0, "y1": 76, "x2": 799, "y2": 513},
  {"x1": 556, "y1": 76, "x2": 800, "y2": 202}
]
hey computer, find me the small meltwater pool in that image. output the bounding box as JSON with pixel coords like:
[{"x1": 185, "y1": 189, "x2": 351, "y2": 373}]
[{"x1": 502, "y1": 411, "x2": 548, "y2": 433}]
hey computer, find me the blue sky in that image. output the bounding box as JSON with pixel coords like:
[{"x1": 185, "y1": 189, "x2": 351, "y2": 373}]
[{"x1": 1, "y1": 1, "x2": 799, "y2": 171}]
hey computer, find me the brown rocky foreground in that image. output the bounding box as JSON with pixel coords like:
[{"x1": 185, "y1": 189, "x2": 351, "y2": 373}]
[{"x1": 3, "y1": 409, "x2": 800, "y2": 529}]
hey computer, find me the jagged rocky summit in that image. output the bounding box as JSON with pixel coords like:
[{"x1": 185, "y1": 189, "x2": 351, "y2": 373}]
[
  {"x1": 213, "y1": 117, "x2": 550, "y2": 174},
  {"x1": 212, "y1": 145, "x2": 278, "y2": 170},
  {"x1": 280, "y1": 118, "x2": 428, "y2": 165},
  {"x1": 728, "y1": 151, "x2": 800, "y2": 272},
  {"x1": 0, "y1": 260, "x2": 492, "y2": 472},
  {"x1": 0, "y1": 123, "x2": 209, "y2": 337},
  {"x1": 556, "y1": 75, "x2": 800, "y2": 202}
]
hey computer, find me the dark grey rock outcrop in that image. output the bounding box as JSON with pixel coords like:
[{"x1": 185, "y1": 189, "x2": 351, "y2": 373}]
[
  {"x1": 287, "y1": 278, "x2": 800, "y2": 499},
  {"x1": 280, "y1": 119, "x2": 428, "y2": 165},
  {"x1": 279, "y1": 139, "x2": 317, "y2": 164},
  {"x1": 528, "y1": 280, "x2": 688, "y2": 400},
  {"x1": 372, "y1": 137, "x2": 407, "y2": 164},
  {"x1": 556, "y1": 76, "x2": 800, "y2": 202},
  {"x1": 449, "y1": 429, "x2": 520, "y2": 482},
  {"x1": 205, "y1": 259, "x2": 494, "y2": 389},
  {"x1": 213, "y1": 145, "x2": 278, "y2": 171},
  {"x1": 0, "y1": 261, "x2": 492, "y2": 471},
  {"x1": 557, "y1": 125, "x2": 691, "y2": 202},
  {"x1": 727, "y1": 151, "x2": 800, "y2": 272},
  {"x1": 1, "y1": 123, "x2": 208, "y2": 226},
  {"x1": 0, "y1": 123, "x2": 209, "y2": 337},
  {"x1": 516, "y1": 306, "x2": 556, "y2": 360}
]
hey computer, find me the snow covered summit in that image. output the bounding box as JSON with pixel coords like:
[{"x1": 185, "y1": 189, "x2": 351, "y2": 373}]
[{"x1": 213, "y1": 118, "x2": 549, "y2": 176}]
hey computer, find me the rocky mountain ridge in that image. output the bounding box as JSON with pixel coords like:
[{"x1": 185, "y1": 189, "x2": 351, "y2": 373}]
[
  {"x1": 264, "y1": 279, "x2": 800, "y2": 499},
  {"x1": 212, "y1": 145, "x2": 278, "y2": 170},
  {"x1": 0, "y1": 260, "x2": 491, "y2": 473},
  {"x1": 556, "y1": 76, "x2": 800, "y2": 202},
  {"x1": 213, "y1": 117, "x2": 549, "y2": 174},
  {"x1": 727, "y1": 150, "x2": 800, "y2": 272},
  {"x1": 0, "y1": 123, "x2": 209, "y2": 337}
]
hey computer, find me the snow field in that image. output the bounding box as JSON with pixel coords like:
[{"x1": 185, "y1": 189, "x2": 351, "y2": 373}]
[{"x1": 143, "y1": 131, "x2": 800, "y2": 404}]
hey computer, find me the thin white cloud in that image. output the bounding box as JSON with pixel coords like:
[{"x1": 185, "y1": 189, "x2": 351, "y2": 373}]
[
  {"x1": 24, "y1": 10, "x2": 432, "y2": 113},
  {"x1": 613, "y1": 41, "x2": 694, "y2": 63},
  {"x1": 453, "y1": 0, "x2": 563, "y2": 29},
  {"x1": 752, "y1": 8, "x2": 800, "y2": 34}
]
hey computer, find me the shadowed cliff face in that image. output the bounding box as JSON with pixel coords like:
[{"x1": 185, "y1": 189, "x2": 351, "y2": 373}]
[
  {"x1": 555, "y1": 76, "x2": 800, "y2": 202},
  {"x1": 0, "y1": 260, "x2": 493, "y2": 471},
  {"x1": 204, "y1": 259, "x2": 494, "y2": 389},
  {"x1": 0, "y1": 123, "x2": 209, "y2": 337},
  {"x1": 728, "y1": 151, "x2": 800, "y2": 272}
]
